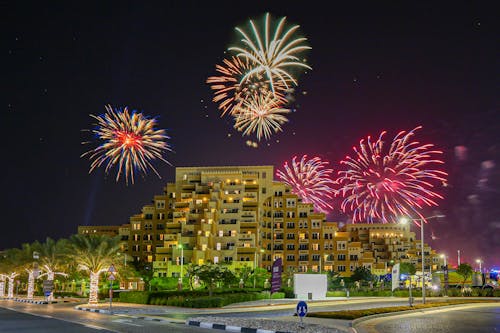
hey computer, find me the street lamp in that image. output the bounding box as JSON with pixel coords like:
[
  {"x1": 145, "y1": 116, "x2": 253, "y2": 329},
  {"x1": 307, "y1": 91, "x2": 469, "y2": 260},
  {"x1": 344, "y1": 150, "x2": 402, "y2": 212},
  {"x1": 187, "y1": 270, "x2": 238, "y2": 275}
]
[
  {"x1": 178, "y1": 244, "x2": 184, "y2": 290},
  {"x1": 476, "y1": 259, "x2": 482, "y2": 273},
  {"x1": 254, "y1": 248, "x2": 264, "y2": 288},
  {"x1": 440, "y1": 254, "x2": 447, "y2": 269},
  {"x1": 440, "y1": 254, "x2": 448, "y2": 295},
  {"x1": 400, "y1": 214, "x2": 445, "y2": 304}
]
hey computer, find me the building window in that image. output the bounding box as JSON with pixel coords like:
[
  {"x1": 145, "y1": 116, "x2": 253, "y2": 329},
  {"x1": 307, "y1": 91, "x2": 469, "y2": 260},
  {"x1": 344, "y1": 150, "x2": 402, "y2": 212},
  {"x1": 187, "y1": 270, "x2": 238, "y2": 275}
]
[
  {"x1": 262, "y1": 172, "x2": 266, "y2": 179},
  {"x1": 312, "y1": 243, "x2": 319, "y2": 251},
  {"x1": 312, "y1": 254, "x2": 320, "y2": 261},
  {"x1": 286, "y1": 255, "x2": 295, "y2": 261},
  {"x1": 262, "y1": 187, "x2": 267, "y2": 194},
  {"x1": 338, "y1": 254, "x2": 346, "y2": 261},
  {"x1": 287, "y1": 233, "x2": 295, "y2": 240},
  {"x1": 338, "y1": 265, "x2": 346, "y2": 272},
  {"x1": 286, "y1": 222, "x2": 295, "y2": 228},
  {"x1": 287, "y1": 244, "x2": 295, "y2": 250},
  {"x1": 299, "y1": 255, "x2": 309, "y2": 261}
]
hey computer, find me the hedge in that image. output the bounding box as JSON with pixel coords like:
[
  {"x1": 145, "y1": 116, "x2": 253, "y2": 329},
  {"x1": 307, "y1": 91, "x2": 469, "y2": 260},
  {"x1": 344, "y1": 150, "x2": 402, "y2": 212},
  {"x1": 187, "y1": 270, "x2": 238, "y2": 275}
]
[{"x1": 118, "y1": 290, "x2": 285, "y2": 308}]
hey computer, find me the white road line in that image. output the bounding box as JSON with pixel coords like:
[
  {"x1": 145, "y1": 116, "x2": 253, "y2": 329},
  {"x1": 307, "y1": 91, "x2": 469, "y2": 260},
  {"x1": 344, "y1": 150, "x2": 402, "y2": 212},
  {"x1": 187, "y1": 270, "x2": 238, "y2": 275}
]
[{"x1": 84, "y1": 324, "x2": 105, "y2": 330}]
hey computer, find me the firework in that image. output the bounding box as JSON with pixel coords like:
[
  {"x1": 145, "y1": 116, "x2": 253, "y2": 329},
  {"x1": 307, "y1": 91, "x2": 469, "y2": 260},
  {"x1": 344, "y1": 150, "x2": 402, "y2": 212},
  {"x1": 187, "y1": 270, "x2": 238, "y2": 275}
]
[
  {"x1": 81, "y1": 105, "x2": 171, "y2": 185},
  {"x1": 233, "y1": 91, "x2": 289, "y2": 141},
  {"x1": 207, "y1": 57, "x2": 287, "y2": 117},
  {"x1": 336, "y1": 126, "x2": 447, "y2": 223},
  {"x1": 277, "y1": 155, "x2": 336, "y2": 213},
  {"x1": 229, "y1": 13, "x2": 311, "y2": 94}
]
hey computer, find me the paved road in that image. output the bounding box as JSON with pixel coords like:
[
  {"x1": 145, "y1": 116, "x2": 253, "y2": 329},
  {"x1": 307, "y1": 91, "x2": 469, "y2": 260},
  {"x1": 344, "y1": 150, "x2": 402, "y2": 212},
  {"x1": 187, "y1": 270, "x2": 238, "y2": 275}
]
[
  {"x1": 0, "y1": 301, "x2": 214, "y2": 333},
  {"x1": 0, "y1": 306, "x2": 114, "y2": 333},
  {"x1": 355, "y1": 304, "x2": 500, "y2": 333}
]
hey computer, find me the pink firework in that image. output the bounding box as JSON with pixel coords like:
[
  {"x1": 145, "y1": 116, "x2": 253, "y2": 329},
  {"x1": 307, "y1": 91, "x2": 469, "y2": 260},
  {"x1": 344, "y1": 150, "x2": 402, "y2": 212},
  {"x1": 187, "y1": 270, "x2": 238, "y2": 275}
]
[
  {"x1": 336, "y1": 126, "x2": 447, "y2": 223},
  {"x1": 277, "y1": 155, "x2": 336, "y2": 213}
]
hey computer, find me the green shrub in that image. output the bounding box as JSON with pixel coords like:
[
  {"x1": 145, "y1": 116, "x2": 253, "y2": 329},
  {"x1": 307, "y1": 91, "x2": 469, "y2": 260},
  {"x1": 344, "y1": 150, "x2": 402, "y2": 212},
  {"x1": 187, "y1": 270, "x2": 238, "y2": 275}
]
[{"x1": 117, "y1": 291, "x2": 149, "y2": 304}]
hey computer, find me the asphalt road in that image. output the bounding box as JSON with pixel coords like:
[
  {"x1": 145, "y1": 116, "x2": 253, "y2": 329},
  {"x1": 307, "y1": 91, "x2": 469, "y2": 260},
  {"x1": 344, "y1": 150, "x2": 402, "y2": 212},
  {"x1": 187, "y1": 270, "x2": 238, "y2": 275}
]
[
  {"x1": 355, "y1": 304, "x2": 500, "y2": 333},
  {"x1": 0, "y1": 306, "x2": 114, "y2": 333},
  {"x1": 0, "y1": 301, "x2": 214, "y2": 333}
]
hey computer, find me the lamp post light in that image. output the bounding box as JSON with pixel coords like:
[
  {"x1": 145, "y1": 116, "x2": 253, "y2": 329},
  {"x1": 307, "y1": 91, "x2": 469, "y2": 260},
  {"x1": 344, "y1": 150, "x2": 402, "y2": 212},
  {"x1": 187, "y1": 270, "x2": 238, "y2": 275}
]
[
  {"x1": 476, "y1": 259, "x2": 482, "y2": 273},
  {"x1": 400, "y1": 214, "x2": 445, "y2": 304}
]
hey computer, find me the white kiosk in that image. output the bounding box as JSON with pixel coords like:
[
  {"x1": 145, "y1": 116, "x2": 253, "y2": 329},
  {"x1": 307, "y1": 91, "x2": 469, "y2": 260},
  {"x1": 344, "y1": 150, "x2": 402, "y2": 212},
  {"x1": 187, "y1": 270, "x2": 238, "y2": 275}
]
[{"x1": 293, "y1": 274, "x2": 327, "y2": 300}]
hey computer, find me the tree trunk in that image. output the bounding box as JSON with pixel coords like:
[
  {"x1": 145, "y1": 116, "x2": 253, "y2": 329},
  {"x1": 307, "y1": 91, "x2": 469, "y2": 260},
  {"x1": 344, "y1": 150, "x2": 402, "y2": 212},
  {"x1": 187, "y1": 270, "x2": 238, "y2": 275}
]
[
  {"x1": 7, "y1": 277, "x2": 15, "y2": 299},
  {"x1": 27, "y1": 272, "x2": 35, "y2": 300},
  {"x1": 88, "y1": 272, "x2": 100, "y2": 304},
  {"x1": 0, "y1": 280, "x2": 5, "y2": 298},
  {"x1": 47, "y1": 271, "x2": 55, "y2": 301}
]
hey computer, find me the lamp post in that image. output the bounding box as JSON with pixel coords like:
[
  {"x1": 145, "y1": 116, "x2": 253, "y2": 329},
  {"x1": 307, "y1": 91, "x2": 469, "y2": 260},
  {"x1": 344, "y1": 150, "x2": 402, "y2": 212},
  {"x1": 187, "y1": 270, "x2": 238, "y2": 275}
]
[
  {"x1": 400, "y1": 214, "x2": 445, "y2": 304},
  {"x1": 178, "y1": 244, "x2": 184, "y2": 290},
  {"x1": 440, "y1": 254, "x2": 448, "y2": 295},
  {"x1": 476, "y1": 259, "x2": 482, "y2": 273}
]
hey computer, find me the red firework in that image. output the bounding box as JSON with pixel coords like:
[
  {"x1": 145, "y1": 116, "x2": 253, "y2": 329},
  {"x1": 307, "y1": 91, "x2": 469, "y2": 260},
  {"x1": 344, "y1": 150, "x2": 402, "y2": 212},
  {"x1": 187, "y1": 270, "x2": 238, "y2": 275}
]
[
  {"x1": 277, "y1": 155, "x2": 336, "y2": 213},
  {"x1": 335, "y1": 126, "x2": 447, "y2": 223}
]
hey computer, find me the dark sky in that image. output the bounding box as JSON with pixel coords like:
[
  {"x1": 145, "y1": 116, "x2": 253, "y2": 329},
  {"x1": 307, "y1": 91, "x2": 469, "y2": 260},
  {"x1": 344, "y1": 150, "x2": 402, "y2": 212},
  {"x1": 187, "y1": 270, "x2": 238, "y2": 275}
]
[{"x1": 3, "y1": 2, "x2": 498, "y2": 269}]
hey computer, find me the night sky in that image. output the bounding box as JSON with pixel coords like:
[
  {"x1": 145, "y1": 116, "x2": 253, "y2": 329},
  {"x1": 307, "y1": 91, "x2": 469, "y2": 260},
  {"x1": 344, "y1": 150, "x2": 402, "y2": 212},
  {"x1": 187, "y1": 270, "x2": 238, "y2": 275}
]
[{"x1": 3, "y1": 2, "x2": 498, "y2": 269}]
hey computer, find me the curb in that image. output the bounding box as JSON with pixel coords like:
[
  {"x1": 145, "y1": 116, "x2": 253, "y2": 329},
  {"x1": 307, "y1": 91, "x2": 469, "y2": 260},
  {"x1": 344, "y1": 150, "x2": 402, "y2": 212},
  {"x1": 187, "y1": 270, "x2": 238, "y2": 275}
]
[
  {"x1": 186, "y1": 320, "x2": 290, "y2": 333},
  {"x1": 350, "y1": 302, "x2": 496, "y2": 327},
  {"x1": 74, "y1": 306, "x2": 173, "y2": 323},
  {"x1": 12, "y1": 298, "x2": 51, "y2": 305}
]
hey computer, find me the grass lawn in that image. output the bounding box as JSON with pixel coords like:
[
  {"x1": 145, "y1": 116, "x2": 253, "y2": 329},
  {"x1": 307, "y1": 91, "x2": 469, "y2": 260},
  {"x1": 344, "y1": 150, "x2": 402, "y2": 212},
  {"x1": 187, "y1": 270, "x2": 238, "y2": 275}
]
[{"x1": 307, "y1": 299, "x2": 500, "y2": 320}]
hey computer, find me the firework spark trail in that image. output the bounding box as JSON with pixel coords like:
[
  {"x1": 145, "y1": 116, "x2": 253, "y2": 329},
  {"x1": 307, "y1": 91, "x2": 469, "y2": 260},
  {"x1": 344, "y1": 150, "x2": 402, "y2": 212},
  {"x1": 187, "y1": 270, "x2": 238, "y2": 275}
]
[
  {"x1": 207, "y1": 56, "x2": 287, "y2": 117},
  {"x1": 229, "y1": 13, "x2": 311, "y2": 95},
  {"x1": 336, "y1": 126, "x2": 447, "y2": 223},
  {"x1": 233, "y1": 91, "x2": 290, "y2": 141},
  {"x1": 81, "y1": 105, "x2": 171, "y2": 185},
  {"x1": 277, "y1": 155, "x2": 336, "y2": 213}
]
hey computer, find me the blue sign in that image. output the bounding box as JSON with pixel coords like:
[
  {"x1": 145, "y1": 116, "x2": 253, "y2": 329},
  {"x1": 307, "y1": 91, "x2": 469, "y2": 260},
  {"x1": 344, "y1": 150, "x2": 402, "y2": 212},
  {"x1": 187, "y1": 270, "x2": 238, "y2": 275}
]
[
  {"x1": 44, "y1": 291, "x2": 51, "y2": 297},
  {"x1": 296, "y1": 301, "x2": 308, "y2": 317}
]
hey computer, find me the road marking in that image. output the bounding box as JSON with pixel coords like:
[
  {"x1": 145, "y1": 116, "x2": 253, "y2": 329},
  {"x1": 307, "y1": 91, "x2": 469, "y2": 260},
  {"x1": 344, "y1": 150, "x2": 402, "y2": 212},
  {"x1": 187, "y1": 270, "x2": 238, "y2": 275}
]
[{"x1": 112, "y1": 318, "x2": 142, "y2": 327}]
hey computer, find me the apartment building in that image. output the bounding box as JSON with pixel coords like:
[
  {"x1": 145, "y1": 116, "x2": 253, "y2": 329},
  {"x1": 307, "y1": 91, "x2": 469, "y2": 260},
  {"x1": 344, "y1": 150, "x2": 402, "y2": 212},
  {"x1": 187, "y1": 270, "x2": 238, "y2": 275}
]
[{"x1": 78, "y1": 165, "x2": 440, "y2": 278}]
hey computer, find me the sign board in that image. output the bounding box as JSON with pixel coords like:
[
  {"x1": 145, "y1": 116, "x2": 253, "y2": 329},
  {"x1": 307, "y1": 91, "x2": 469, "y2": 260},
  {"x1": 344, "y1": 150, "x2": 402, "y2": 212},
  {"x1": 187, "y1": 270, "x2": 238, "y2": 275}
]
[
  {"x1": 296, "y1": 301, "x2": 308, "y2": 317},
  {"x1": 391, "y1": 263, "x2": 400, "y2": 291},
  {"x1": 44, "y1": 291, "x2": 51, "y2": 297},
  {"x1": 271, "y1": 258, "x2": 282, "y2": 293},
  {"x1": 108, "y1": 265, "x2": 116, "y2": 273},
  {"x1": 108, "y1": 273, "x2": 116, "y2": 281},
  {"x1": 43, "y1": 280, "x2": 54, "y2": 292}
]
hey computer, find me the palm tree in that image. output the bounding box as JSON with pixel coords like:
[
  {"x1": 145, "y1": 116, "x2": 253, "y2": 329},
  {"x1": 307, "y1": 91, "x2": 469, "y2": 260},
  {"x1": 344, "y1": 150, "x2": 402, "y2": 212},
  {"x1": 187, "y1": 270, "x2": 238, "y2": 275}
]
[
  {"x1": 35, "y1": 238, "x2": 69, "y2": 300},
  {"x1": 15, "y1": 242, "x2": 41, "y2": 300},
  {"x1": 68, "y1": 234, "x2": 122, "y2": 304},
  {"x1": 0, "y1": 248, "x2": 20, "y2": 298}
]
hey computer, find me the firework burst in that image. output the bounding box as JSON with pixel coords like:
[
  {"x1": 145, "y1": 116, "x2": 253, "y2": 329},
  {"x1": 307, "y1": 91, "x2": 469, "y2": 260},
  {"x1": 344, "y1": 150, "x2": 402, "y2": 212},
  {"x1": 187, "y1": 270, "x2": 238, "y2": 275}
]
[
  {"x1": 233, "y1": 91, "x2": 289, "y2": 141},
  {"x1": 277, "y1": 155, "x2": 336, "y2": 213},
  {"x1": 81, "y1": 105, "x2": 171, "y2": 185},
  {"x1": 336, "y1": 126, "x2": 448, "y2": 223},
  {"x1": 206, "y1": 57, "x2": 287, "y2": 117},
  {"x1": 229, "y1": 13, "x2": 311, "y2": 94}
]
